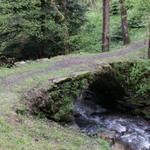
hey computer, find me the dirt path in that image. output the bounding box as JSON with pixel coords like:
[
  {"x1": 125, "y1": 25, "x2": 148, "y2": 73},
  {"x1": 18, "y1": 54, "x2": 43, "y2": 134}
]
[{"x1": 0, "y1": 40, "x2": 147, "y2": 88}]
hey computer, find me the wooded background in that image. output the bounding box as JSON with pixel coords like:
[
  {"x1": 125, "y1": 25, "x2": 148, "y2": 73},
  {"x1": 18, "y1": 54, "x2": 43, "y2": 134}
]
[{"x1": 0, "y1": 0, "x2": 149, "y2": 60}]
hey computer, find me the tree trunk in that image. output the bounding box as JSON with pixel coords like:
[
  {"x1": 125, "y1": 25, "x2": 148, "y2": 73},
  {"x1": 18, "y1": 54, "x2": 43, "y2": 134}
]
[
  {"x1": 40, "y1": 0, "x2": 46, "y2": 33},
  {"x1": 119, "y1": 0, "x2": 130, "y2": 45},
  {"x1": 102, "y1": 0, "x2": 110, "y2": 52},
  {"x1": 51, "y1": 0, "x2": 69, "y2": 54},
  {"x1": 61, "y1": 0, "x2": 69, "y2": 54},
  {"x1": 91, "y1": 0, "x2": 97, "y2": 10},
  {"x1": 51, "y1": 0, "x2": 64, "y2": 21},
  {"x1": 148, "y1": 23, "x2": 150, "y2": 59},
  {"x1": 40, "y1": 0, "x2": 46, "y2": 58}
]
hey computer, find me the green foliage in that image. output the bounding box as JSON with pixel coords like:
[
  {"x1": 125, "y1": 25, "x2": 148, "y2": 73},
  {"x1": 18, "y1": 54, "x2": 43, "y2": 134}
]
[
  {"x1": 113, "y1": 60, "x2": 150, "y2": 98},
  {"x1": 114, "y1": 60, "x2": 150, "y2": 97},
  {"x1": 129, "y1": 60, "x2": 150, "y2": 97},
  {"x1": 112, "y1": 61, "x2": 150, "y2": 119},
  {"x1": 110, "y1": 16, "x2": 123, "y2": 42},
  {"x1": 0, "y1": 0, "x2": 149, "y2": 58},
  {"x1": 128, "y1": 15, "x2": 145, "y2": 28},
  {"x1": 70, "y1": 0, "x2": 149, "y2": 53},
  {"x1": 110, "y1": 0, "x2": 120, "y2": 16},
  {"x1": 0, "y1": 0, "x2": 87, "y2": 60},
  {"x1": 70, "y1": 11, "x2": 123, "y2": 53},
  {"x1": 70, "y1": 12, "x2": 102, "y2": 52},
  {"x1": 127, "y1": 0, "x2": 150, "y2": 28}
]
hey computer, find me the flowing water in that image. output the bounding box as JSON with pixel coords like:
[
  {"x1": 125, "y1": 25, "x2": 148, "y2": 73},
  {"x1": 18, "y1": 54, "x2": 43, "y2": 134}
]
[{"x1": 73, "y1": 91, "x2": 150, "y2": 150}]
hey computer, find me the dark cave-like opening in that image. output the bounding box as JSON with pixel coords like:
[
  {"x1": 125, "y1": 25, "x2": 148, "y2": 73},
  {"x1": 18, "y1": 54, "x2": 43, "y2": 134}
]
[
  {"x1": 87, "y1": 73, "x2": 126, "y2": 110},
  {"x1": 73, "y1": 72, "x2": 127, "y2": 127}
]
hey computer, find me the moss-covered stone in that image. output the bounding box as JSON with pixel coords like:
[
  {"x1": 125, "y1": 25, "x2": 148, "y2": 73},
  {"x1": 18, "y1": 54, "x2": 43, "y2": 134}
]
[
  {"x1": 24, "y1": 65, "x2": 117, "y2": 122},
  {"x1": 47, "y1": 77, "x2": 89, "y2": 122},
  {"x1": 24, "y1": 60, "x2": 150, "y2": 121}
]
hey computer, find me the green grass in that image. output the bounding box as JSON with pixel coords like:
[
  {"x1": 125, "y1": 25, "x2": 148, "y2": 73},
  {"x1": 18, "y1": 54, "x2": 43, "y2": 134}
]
[
  {"x1": 0, "y1": 97, "x2": 110, "y2": 149},
  {"x1": 0, "y1": 57, "x2": 63, "y2": 78},
  {"x1": 13, "y1": 64, "x2": 92, "y2": 92},
  {"x1": 0, "y1": 115, "x2": 110, "y2": 150}
]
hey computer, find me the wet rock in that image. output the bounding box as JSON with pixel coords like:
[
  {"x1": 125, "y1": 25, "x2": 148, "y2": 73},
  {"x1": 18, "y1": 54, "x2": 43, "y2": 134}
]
[
  {"x1": 106, "y1": 120, "x2": 127, "y2": 133},
  {"x1": 75, "y1": 107, "x2": 150, "y2": 150},
  {"x1": 119, "y1": 133, "x2": 150, "y2": 150}
]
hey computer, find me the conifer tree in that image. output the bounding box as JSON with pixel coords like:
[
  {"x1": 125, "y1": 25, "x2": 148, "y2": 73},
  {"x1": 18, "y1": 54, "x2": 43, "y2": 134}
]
[{"x1": 0, "y1": 0, "x2": 86, "y2": 59}]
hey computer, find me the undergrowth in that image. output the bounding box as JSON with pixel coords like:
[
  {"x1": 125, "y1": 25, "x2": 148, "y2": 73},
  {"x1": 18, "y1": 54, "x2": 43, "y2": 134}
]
[{"x1": 129, "y1": 60, "x2": 150, "y2": 97}]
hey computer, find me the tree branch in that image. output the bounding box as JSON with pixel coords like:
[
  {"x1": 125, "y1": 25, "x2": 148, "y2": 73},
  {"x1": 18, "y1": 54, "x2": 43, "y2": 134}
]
[{"x1": 51, "y1": 0, "x2": 65, "y2": 21}]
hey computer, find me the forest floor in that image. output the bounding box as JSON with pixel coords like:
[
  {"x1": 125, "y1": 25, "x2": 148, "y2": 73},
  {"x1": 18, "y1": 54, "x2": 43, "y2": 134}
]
[{"x1": 0, "y1": 39, "x2": 148, "y2": 150}]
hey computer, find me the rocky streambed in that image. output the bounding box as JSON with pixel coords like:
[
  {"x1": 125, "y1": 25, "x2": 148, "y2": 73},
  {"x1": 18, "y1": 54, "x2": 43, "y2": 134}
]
[{"x1": 74, "y1": 91, "x2": 150, "y2": 150}]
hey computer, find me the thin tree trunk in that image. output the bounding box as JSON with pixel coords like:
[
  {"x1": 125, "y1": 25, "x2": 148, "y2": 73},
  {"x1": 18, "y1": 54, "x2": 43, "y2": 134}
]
[
  {"x1": 91, "y1": 0, "x2": 97, "y2": 10},
  {"x1": 51, "y1": 0, "x2": 64, "y2": 21},
  {"x1": 61, "y1": 0, "x2": 69, "y2": 54},
  {"x1": 41, "y1": 0, "x2": 46, "y2": 33},
  {"x1": 148, "y1": 23, "x2": 150, "y2": 59},
  {"x1": 102, "y1": 0, "x2": 110, "y2": 52},
  {"x1": 51, "y1": 0, "x2": 69, "y2": 54},
  {"x1": 40, "y1": 0, "x2": 46, "y2": 58},
  {"x1": 119, "y1": 0, "x2": 130, "y2": 45}
]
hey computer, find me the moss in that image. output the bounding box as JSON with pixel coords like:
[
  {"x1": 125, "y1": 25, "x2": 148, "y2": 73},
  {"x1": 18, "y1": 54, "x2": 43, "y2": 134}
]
[{"x1": 48, "y1": 78, "x2": 89, "y2": 122}]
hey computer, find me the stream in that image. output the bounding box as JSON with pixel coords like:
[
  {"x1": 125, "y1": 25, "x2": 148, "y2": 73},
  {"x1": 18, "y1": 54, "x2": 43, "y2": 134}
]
[{"x1": 73, "y1": 90, "x2": 150, "y2": 150}]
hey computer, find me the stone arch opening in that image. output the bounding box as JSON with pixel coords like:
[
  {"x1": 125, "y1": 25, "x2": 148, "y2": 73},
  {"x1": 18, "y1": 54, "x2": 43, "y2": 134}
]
[
  {"x1": 73, "y1": 71, "x2": 126, "y2": 128},
  {"x1": 87, "y1": 72, "x2": 125, "y2": 109},
  {"x1": 74, "y1": 71, "x2": 126, "y2": 114}
]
